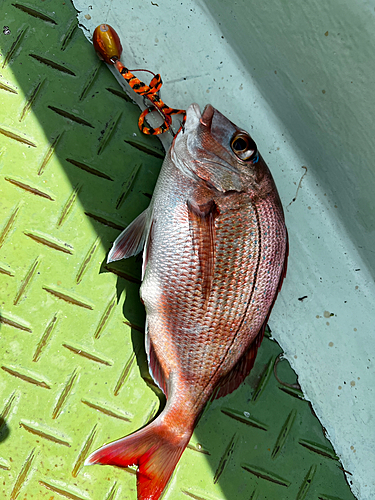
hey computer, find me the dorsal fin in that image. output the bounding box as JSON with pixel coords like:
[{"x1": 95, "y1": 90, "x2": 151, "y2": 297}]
[
  {"x1": 278, "y1": 230, "x2": 289, "y2": 293},
  {"x1": 107, "y1": 207, "x2": 150, "y2": 263},
  {"x1": 214, "y1": 324, "x2": 265, "y2": 399},
  {"x1": 187, "y1": 199, "x2": 218, "y2": 301}
]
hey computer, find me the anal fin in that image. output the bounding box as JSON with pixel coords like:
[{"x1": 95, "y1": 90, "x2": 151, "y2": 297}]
[{"x1": 147, "y1": 335, "x2": 168, "y2": 396}]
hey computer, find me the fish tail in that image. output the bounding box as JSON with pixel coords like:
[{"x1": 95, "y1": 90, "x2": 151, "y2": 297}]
[{"x1": 85, "y1": 415, "x2": 193, "y2": 500}]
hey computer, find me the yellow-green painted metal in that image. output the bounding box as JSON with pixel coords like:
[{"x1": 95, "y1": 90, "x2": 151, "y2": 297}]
[{"x1": 0, "y1": 1, "x2": 356, "y2": 499}]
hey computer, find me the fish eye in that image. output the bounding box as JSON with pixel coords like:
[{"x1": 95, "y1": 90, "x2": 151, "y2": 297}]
[{"x1": 231, "y1": 133, "x2": 257, "y2": 162}]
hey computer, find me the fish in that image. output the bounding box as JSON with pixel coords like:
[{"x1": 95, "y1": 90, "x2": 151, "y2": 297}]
[{"x1": 86, "y1": 103, "x2": 288, "y2": 500}]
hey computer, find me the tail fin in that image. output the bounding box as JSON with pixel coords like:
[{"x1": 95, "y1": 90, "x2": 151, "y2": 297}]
[{"x1": 85, "y1": 416, "x2": 192, "y2": 500}]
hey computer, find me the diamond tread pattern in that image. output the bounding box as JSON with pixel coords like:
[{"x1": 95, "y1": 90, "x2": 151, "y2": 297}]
[{"x1": 0, "y1": 2, "x2": 356, "y2": 499}]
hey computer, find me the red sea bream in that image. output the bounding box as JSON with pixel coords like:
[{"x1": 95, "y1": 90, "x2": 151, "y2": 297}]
[{"x1": 86, "y1": 103, "x2": 288, "y2": 500}]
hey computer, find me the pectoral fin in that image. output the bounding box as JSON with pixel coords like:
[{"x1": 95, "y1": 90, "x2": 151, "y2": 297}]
[
  {"x1": 187, "y1": 199, "x2": 218, "y2": 301},
  {"x1": 107, "y1": 207, "x2": 150, "y2": 263}
]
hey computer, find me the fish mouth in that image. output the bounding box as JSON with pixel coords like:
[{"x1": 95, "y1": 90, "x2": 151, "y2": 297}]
[
  {"x1": 184, "y1": 103, "x2": 201, "y2": 133},
  {"x1": 200, "y1": 104, "x2": 214, "y2": 128},
  {"x1": 185, "y1": 103, "x2": 215, "y2": 132}
]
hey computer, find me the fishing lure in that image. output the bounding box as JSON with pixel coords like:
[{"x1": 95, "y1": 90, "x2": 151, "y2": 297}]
[{"x1": 93, "y1": 24, "x2": 186, "y2": 135}]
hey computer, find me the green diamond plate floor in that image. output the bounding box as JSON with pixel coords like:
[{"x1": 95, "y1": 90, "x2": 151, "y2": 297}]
[{"x1": 0, "y1": 1, "x2": 357, "y2": 499}]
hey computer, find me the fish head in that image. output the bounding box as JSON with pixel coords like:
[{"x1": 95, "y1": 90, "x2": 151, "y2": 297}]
[{"x1": 171, "y1": 103, "x2": 272, "y2": 196}]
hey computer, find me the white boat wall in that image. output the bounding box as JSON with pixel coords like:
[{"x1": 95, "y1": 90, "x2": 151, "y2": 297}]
[{"x1": 74, "y1": 1, "x2": 375, "y2": 498}]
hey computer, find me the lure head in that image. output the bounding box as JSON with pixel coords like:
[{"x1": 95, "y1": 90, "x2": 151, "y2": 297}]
[{"x1": 93, "y1": 24, "x2": 122, "y2": 64}]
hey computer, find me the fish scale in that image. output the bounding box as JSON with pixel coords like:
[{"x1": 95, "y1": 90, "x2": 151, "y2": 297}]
[
  {"x1": 87, "y1": 103, "x2": 288, "y2": 500},
  {"x1": 143, "y1": 179, "x2": 259, "y2": 385}
]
